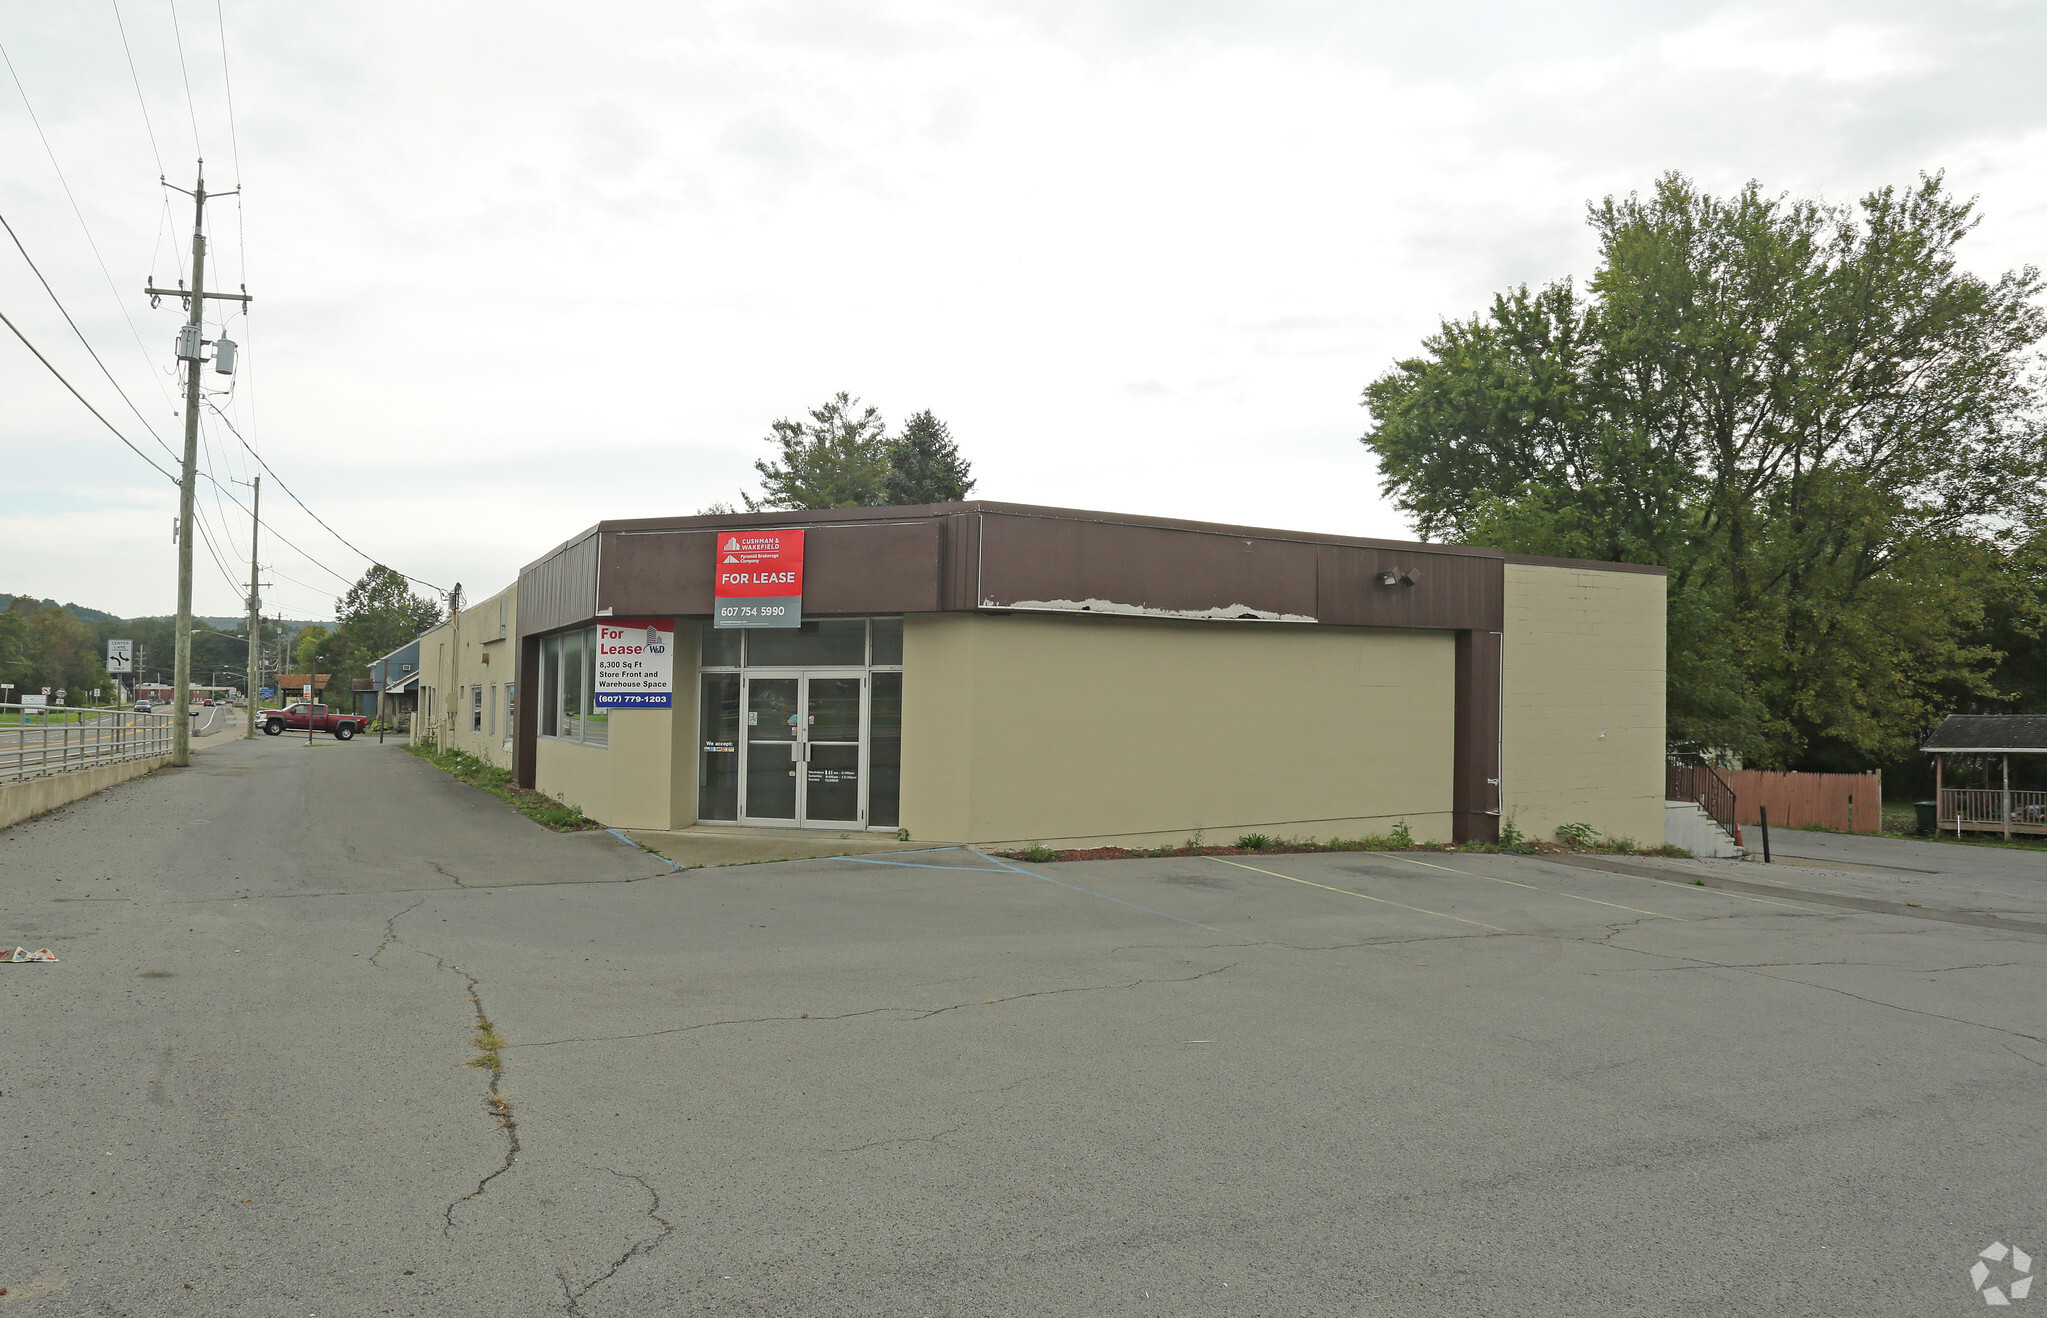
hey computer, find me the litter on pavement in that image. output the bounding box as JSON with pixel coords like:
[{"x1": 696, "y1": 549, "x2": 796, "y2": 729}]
[{"x1": 3, "y1": 948, "x2": 58, "y2": 963}]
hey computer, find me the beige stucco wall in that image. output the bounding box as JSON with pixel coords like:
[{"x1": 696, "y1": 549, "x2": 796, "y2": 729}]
[
  {"x1": 526, "y1": 620, "x2": 701, "y2": 832},
  {"x1": 900, "y1": 613, "x2": 1456, "y2": 847},
  {"x1": 1500, "y1": 563, "x2": 1666, "y2": 845}
]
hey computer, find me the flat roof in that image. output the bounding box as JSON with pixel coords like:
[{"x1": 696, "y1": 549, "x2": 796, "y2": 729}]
[{"x1": 518, "y1": 501, "x2": 1666, "y2": 638}]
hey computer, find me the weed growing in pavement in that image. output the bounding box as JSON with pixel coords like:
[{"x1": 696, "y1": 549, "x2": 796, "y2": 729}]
[
  {"x1": 404, "y1": 742, "x2": 597, "y2": 831},
  {"x1": 1555, "y1": 821, "x2": 1600, "y2": 847},
  {"x1": 1498, "y1": 816, "x2": 1532, "y2": 852},
  {"x1": 1236, "y1": 833, "x2": 1274, "y2": 851},
  {"x1": 1387, "y1": 820, "x2": 1415, "y2": 849},
  {"x1": 1014, "y1": 842, "x2": 1060, "y2": 863},
  {"x1": 993, "y1": 823, "x2": 1696, "y2": 865}
]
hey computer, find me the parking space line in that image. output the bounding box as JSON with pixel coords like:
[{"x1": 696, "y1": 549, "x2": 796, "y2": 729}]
[
  {"x1": 1387, "y1": 855, "x2": 1683, "y2": 921},
  {"x1": 1210, "y1": 857, "x2": 1507, "y2": 932}
]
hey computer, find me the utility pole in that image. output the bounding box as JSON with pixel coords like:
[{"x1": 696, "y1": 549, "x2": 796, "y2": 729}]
[
  {"x1": 234, "y1": 475, "x2": 262, "y2": 738},
  {"x1": 145, "y1": 161, "x2": 249, "y2": 768}
]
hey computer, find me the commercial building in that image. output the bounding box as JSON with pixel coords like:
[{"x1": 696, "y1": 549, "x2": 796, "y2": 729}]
[
  {"x1": 416, "y1": 583, "x2": 518, "y2": 767},
  {"x1": 415, "y1": 502, "x2": 1665, "y2": 848}
]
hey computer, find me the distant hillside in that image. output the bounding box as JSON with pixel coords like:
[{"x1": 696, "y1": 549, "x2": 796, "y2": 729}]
[{"x1": 0, "y1": 594, "x2": 122, "y2": 624}]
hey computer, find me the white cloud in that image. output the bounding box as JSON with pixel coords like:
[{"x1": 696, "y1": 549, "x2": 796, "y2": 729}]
[{"x1": 0, "y1": 0, "x2": 2040, "y2": 616}]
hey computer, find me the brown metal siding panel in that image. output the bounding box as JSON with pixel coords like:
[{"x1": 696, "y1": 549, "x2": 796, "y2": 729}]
[
  {"x1": 600, "y1": 520, "x2": 945, "y2": 617},
  {"x1": 1453, "y1": 629, "x2": 1503, "y2": 844},
  {"x1": 516, "y1": 533, "x2": 599, "y2": 637},
  {"x1": 975, "y1": 511, "x2": 1321, "y2": 621},
  {"x1": 1315, "y1": 545, "x2": 1503, "y2": 631}
]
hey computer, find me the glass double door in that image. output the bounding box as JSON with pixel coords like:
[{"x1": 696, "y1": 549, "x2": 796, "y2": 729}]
[{"x1": 741, "y1": 672, "x2": 865, "y2": 827}]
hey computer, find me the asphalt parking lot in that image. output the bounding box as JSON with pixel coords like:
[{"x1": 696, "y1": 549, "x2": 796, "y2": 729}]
[{"x1": 3, "y1": 736, "x2": 2044, "y2": 1315}]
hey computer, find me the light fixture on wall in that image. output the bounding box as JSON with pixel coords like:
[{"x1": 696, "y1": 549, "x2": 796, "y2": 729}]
[{"x1": 1376, "y1": 568, "x2": 1422, "y2": 588}]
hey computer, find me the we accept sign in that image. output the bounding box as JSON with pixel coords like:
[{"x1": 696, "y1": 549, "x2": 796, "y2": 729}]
[
  {"x1": 713, "y1": 528, "x2": 804, "y2": 629},
  {"x1": 592, "y1": 619, "x2": 675, "y2": 708}
]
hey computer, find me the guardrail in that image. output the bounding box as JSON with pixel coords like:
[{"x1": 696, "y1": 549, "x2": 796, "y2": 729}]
[{"x1": 1, "y1": 704, "x2": 175, "y2": 784}]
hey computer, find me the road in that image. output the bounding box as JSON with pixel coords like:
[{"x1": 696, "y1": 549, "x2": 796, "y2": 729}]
[{"x1": 3, "y1": 737, "x2": 2044, "y2": 1315}]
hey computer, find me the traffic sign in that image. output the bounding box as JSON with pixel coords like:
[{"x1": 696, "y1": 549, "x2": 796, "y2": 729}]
[{"x1": 106, "y1": 639, "x2": 133, "y2": 673}]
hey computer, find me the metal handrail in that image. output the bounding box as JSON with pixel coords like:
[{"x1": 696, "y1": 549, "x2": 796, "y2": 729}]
[
  {"x1": 1666, "y1": 756, "x2": 1741, "y2": 844},
  {"x1": 2, "y1": 703, "x2": 175, "y2": 784}
]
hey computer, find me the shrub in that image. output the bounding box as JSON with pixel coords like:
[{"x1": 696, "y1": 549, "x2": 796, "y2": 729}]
[
  {"x1": 1236, "y1": 833, "x2": 1273, "y2": 851},
  {"x1": 1554, "y1": 821, "x2": 1600, "y2": 848}
]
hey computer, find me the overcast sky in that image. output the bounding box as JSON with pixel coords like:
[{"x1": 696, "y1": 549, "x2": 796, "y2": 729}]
[{"x1": 3, "y1": 1, "x2": 2042, "y2": 620}]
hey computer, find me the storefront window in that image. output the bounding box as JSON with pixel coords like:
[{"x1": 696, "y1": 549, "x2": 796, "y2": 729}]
[
  {"x1": 745, "y1": 619, "x2": 868, "y2": 668},
  {"x1": 538, "y1": 629, "x2": 606, "y2": 747},
  {"x1": 698, "y1": 673, "x2": 741, "y2": 820},
  {"x1": 870, "y1": 618, "x2": 903, "y2": 667},
  {"x1": 869, "y1": 671, "x2": 901, "y2": 828}
]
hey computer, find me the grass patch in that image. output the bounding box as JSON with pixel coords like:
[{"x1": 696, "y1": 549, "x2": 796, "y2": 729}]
[
  {"x1": 406, "y1": 740, "x2": 597, "y2": 832},
  {"x1": 993, "y1": 827, "x2": 1693, "y2": 865}
]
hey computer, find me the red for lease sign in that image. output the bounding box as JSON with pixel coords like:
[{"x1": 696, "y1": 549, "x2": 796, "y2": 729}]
[{"x1": 714, "y1": 529, "x2": 804, "y2": 597}]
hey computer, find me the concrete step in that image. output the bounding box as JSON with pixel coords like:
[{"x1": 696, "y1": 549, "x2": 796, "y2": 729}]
[{"x1": 1665, "y1": 798, "x2": 1744, "y2": 859}]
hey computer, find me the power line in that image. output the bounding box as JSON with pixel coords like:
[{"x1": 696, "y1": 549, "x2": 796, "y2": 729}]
[
  {"x1": 111, "y1": 0, "x2": 165, "y2": 177},
  {"x1": 205, "y1": 403, "x2": 449, "y2": 594},
  {"x1": 166, "y1": 0, "x2": 204, "y2": 155},
  {"x1": 0, "y1": 36, "x2": 179, "y2": 410},
  {"x1": 0, "y1": 303, "x2": 180, "y2": 484},
  {"x1": 214, "y1": 0, "x2": 241, "y2": 185},
  {"x1": 0, "y1": 209, "x2": 180, "y2": 463}
]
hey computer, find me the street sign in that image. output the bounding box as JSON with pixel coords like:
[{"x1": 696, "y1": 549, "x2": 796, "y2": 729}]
[
  {"x1": 21, "y1": 694, "x2": 46, "y2": 709},
  {"x1": 106, "y1": 639, "x2": 133, "y2": 673},
  {"x1": 302, "y1": 684, "x2": 313, "y2": 699},
  {"x1": 713, "y1": 528, "x2": 804, "y2": 629}
]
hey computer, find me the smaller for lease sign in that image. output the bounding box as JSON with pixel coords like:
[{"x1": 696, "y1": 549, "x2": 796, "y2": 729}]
[
  {"x1": 713, "y1": 529, "x2": 803, "y2": 629},
  {"x1": 592, "y1": 619, "x2": 675, "y2": 708}
]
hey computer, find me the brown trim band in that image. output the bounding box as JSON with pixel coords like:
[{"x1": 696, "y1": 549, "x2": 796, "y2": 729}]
[{"x1": 1501, "y1": 553, "x2": 1669, "y2": 576}]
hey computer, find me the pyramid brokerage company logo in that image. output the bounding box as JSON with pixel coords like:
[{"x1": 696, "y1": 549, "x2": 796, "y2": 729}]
[{"x1": 1972, "y1": 1241, "x2": 2034, "y2": 1306}]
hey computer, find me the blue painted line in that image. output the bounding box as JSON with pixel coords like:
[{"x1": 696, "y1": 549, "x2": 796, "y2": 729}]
[{"x1": 606, "y1": 828, "x2": 685, "y2": 870}]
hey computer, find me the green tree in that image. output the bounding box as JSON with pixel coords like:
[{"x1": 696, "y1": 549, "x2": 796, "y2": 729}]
[
  {"x1": 292, "y1": 624, "x2": 330, "y2": 674},
  {"x1": 745, "y1": 393, "x2": 892, "y2": 511},
  {"x1": 333, "y1": 566, "x2": 443, "y2": 664},
  {"x1": 1361, "y1": 172, "x2": 2047, "y2": 769},
  {"x1": 883, "y1": 410, "x2": 976, "y2": 504},
  {"x1": 0, "y1": 596, "x2": 113, "y2": 703}
]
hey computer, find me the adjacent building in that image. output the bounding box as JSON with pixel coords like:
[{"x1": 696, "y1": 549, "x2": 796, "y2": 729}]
[{"x1": 415, "y1": 502, "x2": 1667, "y2": 848}]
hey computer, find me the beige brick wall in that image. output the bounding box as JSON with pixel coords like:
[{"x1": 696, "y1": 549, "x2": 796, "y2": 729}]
[
  {"x1": 1500, "y1": 564, "x2": 1666, "y2": 846},
  {"x1": 900, "y1": 612, "x2": 1457, "y2": 847}
]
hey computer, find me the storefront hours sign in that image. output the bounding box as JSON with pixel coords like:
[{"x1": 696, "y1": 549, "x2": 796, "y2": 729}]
[
  {"x1": 714, "y1": 529, "x2": 804, "y2": 629},
  {"x1": 593, "y1": 619, "x2": 675, "y2": 708}
]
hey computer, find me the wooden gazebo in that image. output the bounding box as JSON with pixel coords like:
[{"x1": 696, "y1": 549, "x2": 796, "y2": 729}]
[{"x1": 1922, "y1": 715, "x2": 2047, "y2": 839}]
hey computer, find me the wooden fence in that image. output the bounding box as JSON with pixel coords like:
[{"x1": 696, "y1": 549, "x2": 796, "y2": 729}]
[{"x1": 1714, "y1": 769, "x2": 1884, "y2": 834}]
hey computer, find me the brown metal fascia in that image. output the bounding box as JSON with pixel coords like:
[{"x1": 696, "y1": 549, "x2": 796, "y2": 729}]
[
  {"x1": 967, "y1": 501, "x2": 1506, "y2": 560},
  {"x1": 1500, "y1": 552, "x2": 1668, "y2": 575}
]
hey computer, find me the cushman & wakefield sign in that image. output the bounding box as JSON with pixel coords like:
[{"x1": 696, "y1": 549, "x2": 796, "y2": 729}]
[{"x1": 713, "y1": 529, "x2": 804, "y2": 629}]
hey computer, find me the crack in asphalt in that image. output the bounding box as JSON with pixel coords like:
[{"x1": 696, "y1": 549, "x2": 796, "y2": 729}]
[
  {"x1": 1584, "y1": 936, "x2": 2043, "y2": 1041},
  {"x1": 431, "y1": 861, "x2": 468, "y2": 888},
  {"x1": 370, "y1": 902, "x2": 524, "y2": 1235},
  {"x1": 823, "y1": 1122, "x2": 966, "y2": 1154},
  {"x1": 440, "y1": 963, "x2": 522, "y2": 1236},
  {"x1": 558, "y1": 1168, "x2": 676, "y2": 1314},
  {"x1": 368, "y1": 898, "x2": 425, "y2": 968},
  {"x1": 506, "y1": 963, "x2": 1241, "y2": 1051}
]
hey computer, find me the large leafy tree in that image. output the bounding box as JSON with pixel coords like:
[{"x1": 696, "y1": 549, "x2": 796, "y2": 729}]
[
  {"x1": 741, "y1": 395, "x2": 978, "y2": 511},
  {"x1": 1362, "y1": 172, "x2": 2047, "y2": 768},
  {"x1": 746, "y1": 393, "x2": 892, "y2": 511}
]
